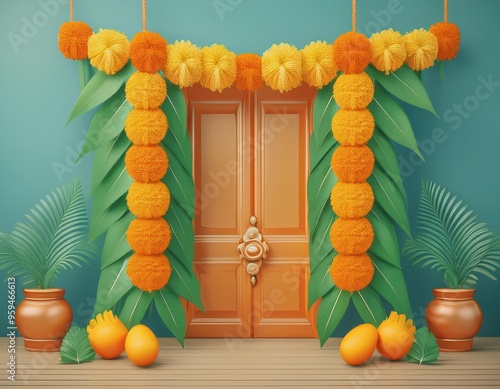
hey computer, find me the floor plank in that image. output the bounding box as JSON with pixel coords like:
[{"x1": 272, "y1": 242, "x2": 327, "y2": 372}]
[{"x1": 1, "y1": 337, "x2": 499, "y2": 388}]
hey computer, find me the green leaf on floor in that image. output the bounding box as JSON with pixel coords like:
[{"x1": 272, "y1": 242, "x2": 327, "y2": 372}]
[
  {"x1": 407, "y1": 327, "x2": 440, "y2": 364},
  {"x1": 60, "y1": 327, "x2": 95, "y2": 364}
]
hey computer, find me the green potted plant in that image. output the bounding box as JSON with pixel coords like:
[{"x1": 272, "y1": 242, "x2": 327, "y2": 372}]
[
  {"x1": 0, "y1": 178, "x2": 96, "y2": 352},
  {"x1": 403, "y1": 179, "x2": 500, "y2": 352}
]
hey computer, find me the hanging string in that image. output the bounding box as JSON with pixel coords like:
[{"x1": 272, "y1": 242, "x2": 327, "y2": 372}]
[
  {"x1": 142, "y1": 0, "x2": 147, "y2": 31},
  {"x1": 352, "y1": 0, "x2": 357, "y2": 32},
  {"x1": 444, "y1": 0, "x2": 448, "y2": 22},
  {"x1": 69, "y1": 0, "x2": 73, "y2": 21}
]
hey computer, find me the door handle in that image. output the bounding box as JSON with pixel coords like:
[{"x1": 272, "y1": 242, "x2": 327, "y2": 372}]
[{"x1": 237, "y1": 216, "x2": 269, "y2": 286}]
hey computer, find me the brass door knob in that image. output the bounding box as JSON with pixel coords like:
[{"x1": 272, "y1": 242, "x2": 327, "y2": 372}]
[{"x1": 237, "y1": 216, "x2": 269, "y2": 286}]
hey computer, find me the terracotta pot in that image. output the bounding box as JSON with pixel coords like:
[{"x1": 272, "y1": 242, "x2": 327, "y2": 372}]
[
  {"x1": 425, "y1": 288, "x2": 482, "y2": 352},
  {"x1": 16, "y1": 288, "x2": 73, "y2": 352}
]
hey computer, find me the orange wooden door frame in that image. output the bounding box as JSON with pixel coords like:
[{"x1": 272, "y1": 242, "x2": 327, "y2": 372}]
[{"x1": 184, "y1": 84, "x2": 318, "y2": 338}]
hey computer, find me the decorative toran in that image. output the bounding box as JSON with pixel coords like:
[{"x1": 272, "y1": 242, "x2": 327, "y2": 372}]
[{"x1": 58, "y1": 0, "x2": 460, "y2": 344}]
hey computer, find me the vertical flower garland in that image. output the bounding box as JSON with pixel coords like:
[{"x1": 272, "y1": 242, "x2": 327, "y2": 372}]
[
  {"x1": 124, "y1": 22, "x2": 172, "y2": 292},
  {"x1": 329, "y1": 18, "x2": 376, "y2": 290}
]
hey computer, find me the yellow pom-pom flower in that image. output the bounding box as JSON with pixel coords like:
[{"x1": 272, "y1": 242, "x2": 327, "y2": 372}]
[
  {"x1": 125, "y1": 72, "x2": 167, "y2": 109},
  {"x1": 200, "y1": 44, "x2": 237, "y2": 92},
  {"x1": 330, "y1": 182, "x2": 374, "y2": 219},
  {"x1": 125, "y1": 145, "x2": 169, "y2": 183},
  {"x1": 330, "y1": 253, "x2": 374, "y2": 292},
  {"x1": 262, "y1": 43, "x2": 303, "y2": 93},
  {"x1": 330, "y1": 217, "x2": 374, "y2": 255},
  {"x1": 404, "y1": 28, "x2": 438, "y2": 71},
  {"x1": 127, "y1": 254, "x2": 172, "y2": 292},
  {"x1": 127, "y1": 182, "x2": 170, "y2": 219},
  {"x1": 165, "y1": 40, "x2": 202, "y2": 88},
  {"x1": 377, "y1": 311, "x2": 416, "y2": 360},
  {"x1": 369, "y1": 28, "x2": 406, "y2": 75},
  {"x1": 127, "y1": 218, "x2": 171, "y2": 255},
  {"x1": 87, "y1": 29, "x2": 130, "y2": 75},
  {"x1": 331, "y1": 108, "x2": 375, "y2": 146},
  {"x1": 331, "y1": 145, "x2": 375, "y2": 183},
  {"x1": 333, "y1": 73, "x2": 374, "y2": 109},
  {"x1": 301, "y1": 41, "x2": 338, "y2": 88},
  {"x1": 125, "y1": 108, "x2": 168, "y2": 146}
]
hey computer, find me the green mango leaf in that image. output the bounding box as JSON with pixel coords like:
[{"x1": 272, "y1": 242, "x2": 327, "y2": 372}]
[
  {"x1": 93, "y1": 159, "x2": 132, "y2": 213},
  {"x1": 308, "y1": 255, "x2": 334, "y2": 309},
  {"x1": 60, "y1": 327, "x2": 95, "y2": 364},
  {"x1": 366, "y1": 64, "x2": 438, "y2": 116},
  {"x1": 369, "y1": 86, "x2": 423, "y2": 160},
  {"x1": 317, "y1": 287, "x2": 350, "y2": 347},
  {"x1": 167, "y1": 200, "x2": 195, "y2": 270},
  {"x1": 67, "y1": 61, "x2": 135, "y2": 124},
  {"x1": 407, "y1": 327, "x2": 440, "y2": 364},
  {"x1": 79, "y1": 87, "x2": 132, "y2": 159},
  {"x1": 89, "y1": 195, "x2": 128, "y2": 242},
  {"x1": 368, "y1": 164, "x2": 411, "y2": 237},
  {"x1": 91, "y1": 132, "x2": 131, "y2": 194},
  {"x1": 164, "y1": 81, "x2": 188, "y2": 138},
  {"x1": 119, "y1": 288, "x2": 155, "y2": 329},
  {"x1": 93, "y1": 258, "x2": 133, "y2": 315},
  {"x1": 368, "y1": 205, "x2": 402, "y2": 268},
  {"x1": 368, "y1": 128, "x2": 407, "y2": 204},
  {"x1": 309, "y1": 202, "x2": 336, "y2": 273},
  {"x1": 162, "y1": 150, "x2": 195, "y2": 218},
  {"x1": 371, "y1": 255, "x2": 412, "y2": 317},
  {"x1": 155, "y1": 286, "x2": 187, "y2": 347},
  {"x1": 352, "y1": 286, "x2": 386, "y2": 327},
  {"x1": 312, "y1": 80, "x2": 338, "y2": 149},
  {"x1": 101, "y1": 212, "x2": 133, "y2": 269},
  {"x1": 167, "y1": 252, "x2": 204, "y2": 311}
]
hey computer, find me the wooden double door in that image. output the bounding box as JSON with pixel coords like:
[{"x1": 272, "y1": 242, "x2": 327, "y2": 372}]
[{"x1": 184, "y1": 85, "x2": 317, "y2": 338}]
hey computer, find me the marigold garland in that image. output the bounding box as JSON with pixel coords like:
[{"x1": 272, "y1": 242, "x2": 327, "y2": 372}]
[
  {"x1": 130, "y1": 31, "x2": 167, "y2": 74},
  {"x1": 235, "y1": 53, "x2": 264, "y2": 91},
  {"x1": 200, "y1": 44, "x2": 237, "y2": 92},
  {"x1": 125, "y1": 72, "x2": 167, "y2": 109},
  {"x1": 262, "y1": 43, "x2": 303, "y2": 93},
  {"x1": 369, "y1": 29, "x2": 406, "y2": 75},
  {"x1": 125, "y1": 145, "x2": 169, "y2": 183},
  {"x1": 330, "y1": 182, "x2": 374, "y2": 219},
  {"x1": 333, "y1": 32, "x2": 372, "y2": 74},
  {"x1": 125, "y1": 108, "x2": 168, "y2": 146},
  {"x1": 58, "y1": 21, "x2": 93, "y2": 60},
  {"x1": 126, "y1": 254, "x2": 172, "y2": 293},
  {"x1": 429, "y1": 22, "x2": 460, "y2": 61},
  {"x1": 404, "y1": 28, "x2": 439, "y2": 71},
  {"x1": 330, "y1": 254, "x2": 374, "y2": 292},
  {"x1": 301, "y1": 41, "x2": 338, "y2": 88},
  {"x1": 331, "y1": 145, "x2": 375, "y2": 182},
  {"x1": 330, "y1": 217, "x2": 374, "y2": 255},
  {"x1": 127, "y1": 182, "x2": 170, "y2": 219},
  {"x1": 331, "y1": 108, "x2": 375, "y2": 146},
  {"x1": 333, "y1": 73, "x2": 374, "y2": 110},
  {"x1": 127, "y1": 218, "x2": 171, "y2": 255},
  {"x1": 87, "y1": 29, "x2": 130, "y2": 75},
  {"x1": 165, "y1": 40, "x2": 202, "y2": 88}
]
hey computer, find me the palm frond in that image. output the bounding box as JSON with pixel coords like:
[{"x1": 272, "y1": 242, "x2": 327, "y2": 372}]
[
  {"x1": 0, "y1": 178, "x2": 97, "y2": 288},
  {"x1": 404, "y1": 180, "x2": 500, "y2": 288}
]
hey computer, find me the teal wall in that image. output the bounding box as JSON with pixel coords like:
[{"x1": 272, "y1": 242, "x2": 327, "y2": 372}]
[{"x1": 1, "y1": 0, "x2": 500, "y2": 337}]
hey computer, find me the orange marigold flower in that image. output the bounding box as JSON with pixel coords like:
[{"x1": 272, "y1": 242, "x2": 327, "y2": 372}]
[
  {"x1": 369, "y1": 29, "x2": 406, "y2": 75},
  {"x1": 330, "y1": 253, "x2": 374, "y2": 291},
  {"x1": 125, "y1": 145, "x2": 169, "y2": 183},
  {"x1": 331, "y1": 108, "x2": 375, "y2": 146},
  {"x1": 125, "y1": 72, "x2": 167, "y2": 109},
  {"x1": 127, "y1": 182, "x2": 170, "y2": 219},
  {"x1": 130, "y1": 31, "x2": 167, "y2": 73},
  {"x1": 333, "y1": 73, "x2": 374, "y2": 109},
  {"x1": 330, "y1": 182, "x2": 374, "y2": 219},
  {"x1": 301, "y1": 41, "x2": 338, "y2": 88},
  {"x1": 127, "y1": 218, "x2": 171, "y2": 255},
  {"x1": 404, "y1": 28, "x2": 438, "y2": 71},
  {"x1": 58, "y1": 21, "x2": 93, "y2": 60},
  {"x1": 127, "y1": 254, "x2": 172, "y2": 292},
  {"x1": 330, "y1": 217, "x2": 374, "y2": 255},
  {"x1": 125, "y1": 108, "x2": 168, "y2": 146},
  {"x1": 235, "y1": 53, "x2": 264, "y2": 91},
  {"x1": 430, "y1": 22, "x2": 460, "y2": 61},
  {"x1": 165, "y1": 40, "x2": 202, "y2": 88},
  {"x1": 200, "y1": 44, "x2": 237, "y2": 92},
  {"x1": 331, "y1": 145, "x2": 375, "y2": 182},
  {"x1": 333, "y1": 32, "x2": 372, "y2": 74},
  {"x1": 88, "y1": 29, "x2": 130, "y2": 75},
  {"x1": 262, "y1": 43, "x2": 303, "y2": 93}
]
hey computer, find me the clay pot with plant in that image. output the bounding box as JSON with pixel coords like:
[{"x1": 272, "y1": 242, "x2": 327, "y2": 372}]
[
  {"x1": 404, "y1": 180, "x2": 500, "y2": 352},
  {"x1": 0, "y1": 178, "x2": 96, "y2": 352}
]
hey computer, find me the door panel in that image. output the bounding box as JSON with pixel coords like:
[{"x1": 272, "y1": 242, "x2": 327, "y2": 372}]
[{"x1": 185, "y1": 84, "x2": 317, "y2": 338}]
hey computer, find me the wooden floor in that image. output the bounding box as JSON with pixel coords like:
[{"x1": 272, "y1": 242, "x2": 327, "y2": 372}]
[{"x1": 1, "y1": 337, "x2": 499, "y2": 388}]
